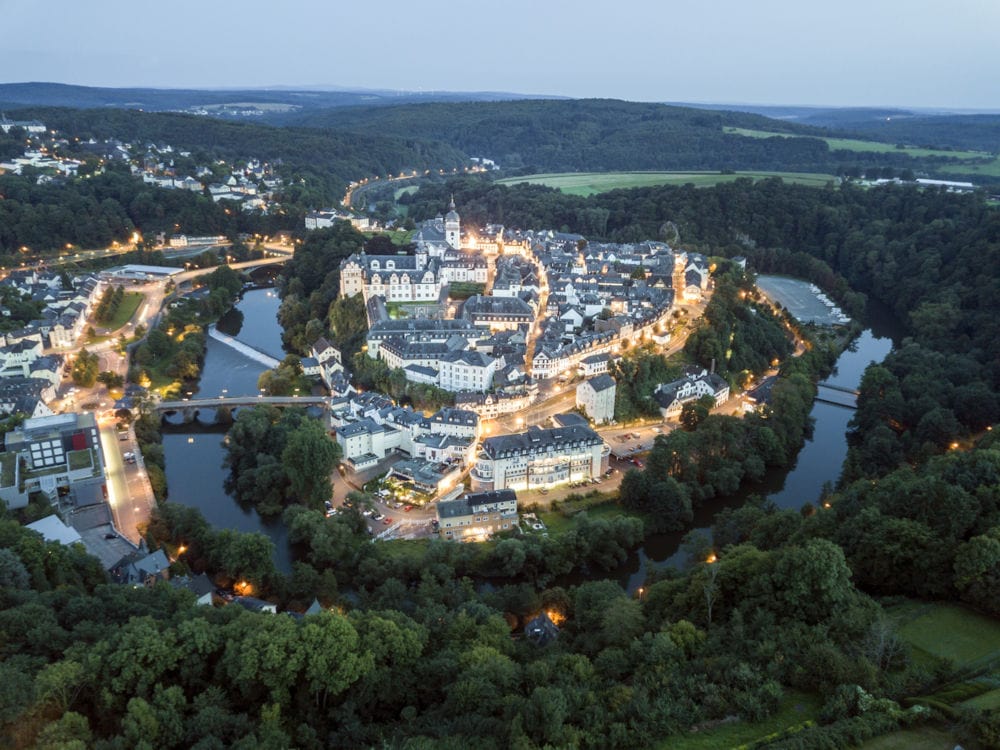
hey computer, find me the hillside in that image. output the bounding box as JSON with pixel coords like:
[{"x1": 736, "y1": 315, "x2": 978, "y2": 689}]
[
  {"x1": 286, "y1": 98, "x2": 992, "y2": 177},
  {"x1": 7, "y1": 106, "x2": 468, "y2": 203},
  {"x1": 0, "y1": 81, "x2": 550, "y2": 118}
]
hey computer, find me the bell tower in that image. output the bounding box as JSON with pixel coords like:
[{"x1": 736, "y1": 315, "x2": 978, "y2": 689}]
[{"x1": 445, "y1": 195, "x2": 461, "y2": 250}]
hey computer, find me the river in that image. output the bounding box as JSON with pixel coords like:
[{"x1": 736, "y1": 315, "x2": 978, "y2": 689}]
[
  {"x1": 159, "y1": 286, "x2": 899, "y2": 585},
  {"x1": 160, "y1": 289, "x2": 295, "y2": 572}
]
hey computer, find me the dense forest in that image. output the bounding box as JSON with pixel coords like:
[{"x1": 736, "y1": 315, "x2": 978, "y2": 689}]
[{"x1": 290, "y1": 98, "x2": 976, "y2": 175}]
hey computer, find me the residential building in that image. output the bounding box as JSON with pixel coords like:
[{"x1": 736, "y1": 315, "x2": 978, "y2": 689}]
[
  {"x1": 437, "y1": 350, "x2": 498, "y2": 393},
  {"x1": 653, "y1": 368, "x2": 730, "y2": 418},
  {"x1": 471, "y1": 424, "x2": 609, "y2": 492},
  {"x1": 436, "y1": 489, "x2": 518, "y2": 541},
  {"x1": 576, "y1": 374, "x2": 617, "y2": 424}
]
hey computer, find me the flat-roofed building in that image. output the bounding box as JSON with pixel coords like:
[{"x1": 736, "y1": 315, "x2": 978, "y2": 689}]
[{"x1": 436, "y1": 489, "x2": 518, "y2": 541}]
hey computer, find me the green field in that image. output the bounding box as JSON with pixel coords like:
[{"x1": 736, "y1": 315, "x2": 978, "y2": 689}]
[
  {"x1": 960, "y1": 687, "x2": 1000, "y2": 710},
  {"x1": 940, "y1": 155, "x2": 1000, "y2": 179},
  {"x1": 858, "y1": 726, "x2": 956, "y2": 750},
  {"x1": 103, "y1": 292, "x2": 144, "y2": 330},
  {"x1": 662, "y1": 690, "x2": 821, "y2": 750},
  {"x1": 724, "y1": 127, "x2": 989, "y2": 160},
  {"x1": 497, "y1": 171, "x2": 838, "y2": 196},
  {"x1": 394, "y1": 185, "x2": 420, "y2": 200},
  {"x1": 890, "y1": 600, "x2": 1000, "y2": 668}
]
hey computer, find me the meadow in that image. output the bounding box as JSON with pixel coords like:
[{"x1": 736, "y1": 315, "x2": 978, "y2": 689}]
[{"x1": 496, "y1": 170, "x2": 838, "y2": 196}]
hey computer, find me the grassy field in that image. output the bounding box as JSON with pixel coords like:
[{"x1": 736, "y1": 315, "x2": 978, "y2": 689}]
[
  {"x1": 497, "y1": 171, "x2": 838, "y2": 196},
  {"x1": 858, "y1": 726, "x2": 957, "y2": 750},
  {"x1": 724, "y1": 127, "x2": 989, "y2": 160},
  {"x1": 960, "y1": 687, "x2": 1000, "y2": 710},
  {"x1": 662, "y1": 690, "x2": 821, "y2": 750},
  {"x1": 939, "y1": 156, "x2": 1000, "y2": 179},
  {"x1": 538, "y1": 497, "x2": 626, "y2": 534},
  {"x1": 394, "y1": 185, "x2": 420, "y2": 200},
  {"x1": 103, "y1": 292, "x2": 144, "y2": 330},
  {"x1": 889, "y1": 600, "x2": 1000, "y2": 668}
]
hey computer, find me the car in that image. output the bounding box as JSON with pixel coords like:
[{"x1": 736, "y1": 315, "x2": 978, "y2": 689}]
[
  {"x1": 324, "y1": 500, "x2": 333, "y2": 510},
  {"x1": 118, "y1": 432, "x2": 128, "y2": 441},
  {"x1": 370, "y1": 512, "x2": 382, "y2": 521},
  {"x1": 539, "y1": 487, "x2": 549, "y2": 495},
  {"x1": 404, "y1": 504, "x2": 413, "y2": 512},
  {"x1": 652, "y1": 426, "x2": 662, "y2": 433},
  {"x1": 633, "y1": 460, "x2": 643, "y2": 468},
  {"x1": 382, "y1": 517, "x2": 393, "y2": 525},
  {"x1": 604, "y1": 469, "x2": 614, "y2": 477},
  {"x1": 104, "y1": 532, "x2": 117, "y2": 540}
]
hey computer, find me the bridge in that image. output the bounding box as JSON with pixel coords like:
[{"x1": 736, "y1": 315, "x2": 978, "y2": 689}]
[
  {"x1": 815, "y1": 382, "x2": 859, "y2": 409},
  {"x1": 155, "y1": 395, "x2": 329, "y2": 421}
]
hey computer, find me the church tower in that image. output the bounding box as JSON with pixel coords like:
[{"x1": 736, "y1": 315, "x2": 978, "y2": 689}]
[
  {"x1": 672, "y1": 251, "x2": 688, "y2": 299},
  {"x1": 445, "y1": 195, "x2": 461, "y2": 250}
]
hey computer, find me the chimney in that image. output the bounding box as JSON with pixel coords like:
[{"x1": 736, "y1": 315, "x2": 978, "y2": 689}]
[{"x1": 710, "y1": 358, "x2": 716, "y2": 374}]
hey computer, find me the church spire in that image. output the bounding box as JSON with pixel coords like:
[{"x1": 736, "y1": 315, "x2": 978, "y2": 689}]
[{"x1": 449, "y1": 194, "x2": 456, "y2": 211}]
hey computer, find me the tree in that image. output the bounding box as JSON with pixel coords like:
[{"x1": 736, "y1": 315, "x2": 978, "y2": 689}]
[
  {"x1": 70, "y1": 349, "x2": 99, "y2": 387},
  {"x1": 281, "y1": 418, "x2": 340, "y2": 508},
  {"x1": 680, "y1": 395, "x2": 715, "y2": 431}
]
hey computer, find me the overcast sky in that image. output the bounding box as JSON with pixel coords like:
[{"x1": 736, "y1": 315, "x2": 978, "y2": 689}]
[{"x1": 2, "y1": 0, "x2": 997, "y2": 109}]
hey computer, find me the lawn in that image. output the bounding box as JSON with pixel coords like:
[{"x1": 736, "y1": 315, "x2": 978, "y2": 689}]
[
  {"x1": 889, "y1": 600, "x2": 1000, "y2": 669},
  {"x1": 496, "y1": 171, "x2": 838, "y2": 196},
  {"x1": 538, "y1": 496, "x2": 631, "y2": 534},
  {"x1": 103, "y1": 292, "x2": 144, "y2": 330},
  {"x1": 858, "y1": 726, "x2": 956, "y2": 750},
  {"x1": 960, "y1": 687, "x2": 1000, "y2": 710},
  {"x1": 394, "y1": 186, "x2": 419, "y2": 200},
  {"x1": 723, "y1": 127, "x2": 989, "y2": 160},
  {"x1": 661, "y1": 690, "x2": 821, "y2": 750}
]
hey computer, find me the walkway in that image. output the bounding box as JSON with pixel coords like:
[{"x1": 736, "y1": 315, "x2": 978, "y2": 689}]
[{"x1": 207, "y1": 325, "x2": 281, "y2": 368}]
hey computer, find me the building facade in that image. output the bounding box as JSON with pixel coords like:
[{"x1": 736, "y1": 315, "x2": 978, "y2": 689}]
[
  {"x1": 471, "y1": 424, "x2": 609, "y2": 492},
  {"x1": 437, "y1": 489, "x2": 518, "y2": 541}
]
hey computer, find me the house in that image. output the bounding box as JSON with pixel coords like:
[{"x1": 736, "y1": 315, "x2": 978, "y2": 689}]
[
  {"x1": 109, "y1": 549, "x2": 170, "y2": 586},
  {"x1": 436, "y1": 489, "x2": 518, "y2": 541},
  {"x1": 171, "y1": 573, "x2": 215, "y2": 606},
  {"x1": 576, "y1": 374, "x2": 616, "y2": 424},
  {"x1": 525, "y1": 611, "x2": 560, "y2": 646},
  {"x1": 653, "y1": 368, "x2": 730, "y2": 418},
  {"x1": 578, "y1": 353, "x2": 611, "y2": 378}
]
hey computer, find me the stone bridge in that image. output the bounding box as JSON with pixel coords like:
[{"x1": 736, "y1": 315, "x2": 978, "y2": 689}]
[{"x1": 155, "y1": 395, "x2": 330, "y2": 421}]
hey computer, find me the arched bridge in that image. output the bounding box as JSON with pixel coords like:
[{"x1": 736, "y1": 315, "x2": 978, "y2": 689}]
[{"x1": 155, "y1": 395, "x2": 330, "y2": 420}]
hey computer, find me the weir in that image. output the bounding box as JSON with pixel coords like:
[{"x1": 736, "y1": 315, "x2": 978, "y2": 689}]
[{"x1": 207, "y1": 325, "x2": 281, "y2": 368}]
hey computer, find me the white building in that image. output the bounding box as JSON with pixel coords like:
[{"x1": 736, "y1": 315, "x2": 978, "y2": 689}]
[
  {"x1": 471, "y1": 424, "x2": 609, "y2": 492},
  {"x1": 576, "y1": 374, "x2": 616, "y2": 424},
  {"x1": 437, "y1": 350, "x2": 498, "y2": 393},
  {"x1": 653, "y1": 368, "x2": 730, "y2": 418}
]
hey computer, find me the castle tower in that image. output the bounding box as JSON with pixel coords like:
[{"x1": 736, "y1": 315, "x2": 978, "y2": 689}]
[{"x1": 445, "y1": 195, "x2": 461, "y2": 250}]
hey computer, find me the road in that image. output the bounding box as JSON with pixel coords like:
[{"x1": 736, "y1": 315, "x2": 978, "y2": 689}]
[{"x1": 99, "y1": 424, "x2": 155, "y2": 545}]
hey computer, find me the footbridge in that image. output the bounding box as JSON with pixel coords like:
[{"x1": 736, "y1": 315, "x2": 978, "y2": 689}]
[
  {"x1": 815, "y1": 382, "x2": 859, "y2": 409},
  {"x1": 207, "y1": 325, "x2": 281, "y2": 368}
]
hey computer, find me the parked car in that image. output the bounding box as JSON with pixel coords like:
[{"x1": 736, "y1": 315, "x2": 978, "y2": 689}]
[
  {"x1": 383, "y1": 517, "x2": 393, "y2": 525},
  {"x1": 123, "y1": 452, "x2": 136, "y2": 464},
  {"x1": 404, "y1": 504, "x2": 413, "y2": 512}
]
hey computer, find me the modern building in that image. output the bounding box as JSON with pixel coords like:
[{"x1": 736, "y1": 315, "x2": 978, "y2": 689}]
[
  {"x1": 576, "y1": 374, "x2": 617, "y2": 424},
  {"x1": 471, "y1": 424, "x2": 609, "y2": 492},
  {"x1": 0, "y1": 412, "x2": 107, "y2": 510},
  {"x1": 436, "y1": 489, "x2": 518, "y2": 541}
]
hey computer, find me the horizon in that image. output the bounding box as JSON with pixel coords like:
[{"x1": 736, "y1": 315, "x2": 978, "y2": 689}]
[
  {"x1": 1, "y1": 0, "x2": 997, "y2": 110},
  {"x1": 4, "y1": 81, "x2": 1000, "y2": 115}
]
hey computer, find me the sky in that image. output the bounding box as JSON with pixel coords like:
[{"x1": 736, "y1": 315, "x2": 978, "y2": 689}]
[{"x1": 1, "y1": 0, "x2": 998, "y2": 109}]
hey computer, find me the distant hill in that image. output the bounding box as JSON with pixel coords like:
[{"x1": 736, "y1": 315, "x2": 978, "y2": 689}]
[
  {"x1": 0, "y1": 82, "x2": 550, "y2": 121},
  {"x1": 282, "y1": 98, "x2": 979, "y2": 175},
  {"x1": 7, "y1": 106, "x2": 467, "y2": 202}
]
